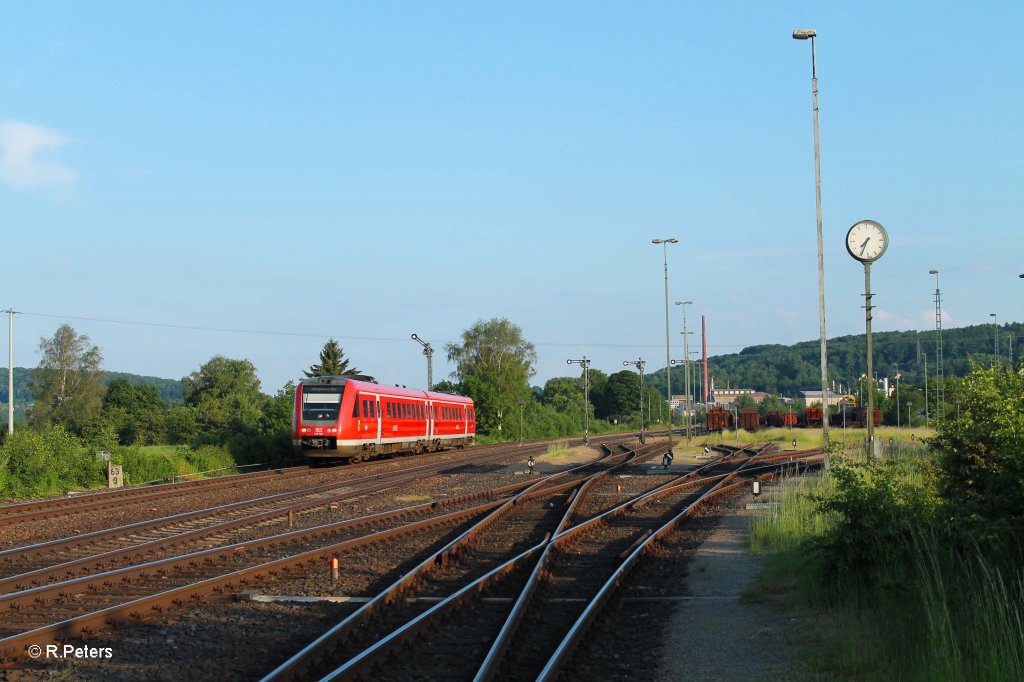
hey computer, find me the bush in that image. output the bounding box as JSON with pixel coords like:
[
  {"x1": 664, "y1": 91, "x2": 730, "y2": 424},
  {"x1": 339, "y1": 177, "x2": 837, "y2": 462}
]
[
  {"x1": 929, "y1": 363, "x2": 1024, "y2": 562},
  {"x1": 810, "y1": 457, "x2": 939, "y2": 589},
  {"x1": 0, "y1": 427, "x2": 105, "y2": 498}
]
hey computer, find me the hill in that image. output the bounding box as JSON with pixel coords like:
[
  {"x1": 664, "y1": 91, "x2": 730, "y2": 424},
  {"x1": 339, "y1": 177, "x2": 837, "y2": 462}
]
[{"x1": 646, "y1": 321, "x2": 1021, "y2": 398}]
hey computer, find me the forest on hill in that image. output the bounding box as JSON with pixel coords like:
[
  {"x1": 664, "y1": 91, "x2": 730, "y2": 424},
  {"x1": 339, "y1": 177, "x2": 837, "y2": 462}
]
[{"x1": 644, "y1": 322, "x2": 1021, "y2": 398}]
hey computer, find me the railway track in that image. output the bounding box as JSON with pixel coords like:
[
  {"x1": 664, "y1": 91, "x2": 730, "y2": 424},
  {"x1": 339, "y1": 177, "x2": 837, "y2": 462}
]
[
  {"x1": 0, "y1": 437, "x2": 640, "y2": 664},
  {"x1": 259, "y1": 442, "x2": 823, "y2": 681}
]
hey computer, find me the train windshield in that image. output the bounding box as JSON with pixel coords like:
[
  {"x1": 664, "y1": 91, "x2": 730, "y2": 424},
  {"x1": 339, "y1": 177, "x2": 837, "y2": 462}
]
[{"x1": 302, "y1": 386, "x2": 343, "y2": 422}]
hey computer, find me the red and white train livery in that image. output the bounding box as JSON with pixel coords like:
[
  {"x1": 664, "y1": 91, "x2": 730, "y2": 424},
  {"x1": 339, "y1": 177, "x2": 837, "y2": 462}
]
[{"x1": 292, "y1": 375, "x2": 476, "y2": 461}]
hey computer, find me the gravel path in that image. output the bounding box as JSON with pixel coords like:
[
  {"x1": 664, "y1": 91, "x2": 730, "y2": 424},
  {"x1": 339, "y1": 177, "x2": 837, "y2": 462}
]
[{"x1": 656, "y1": 499, "x2": 803, "y2": 681}]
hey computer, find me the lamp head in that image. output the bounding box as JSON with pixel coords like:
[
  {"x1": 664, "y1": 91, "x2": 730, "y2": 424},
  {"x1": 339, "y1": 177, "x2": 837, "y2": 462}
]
[
  {"x1": 675, "y1": 300, "x2": 693, "y2": 306},
  {"x1": 792, "y1": 29, "x2": 816, "y2": 40},
  {"x1": 929, "y1": 269, "x2": 938, "y2": 275}
]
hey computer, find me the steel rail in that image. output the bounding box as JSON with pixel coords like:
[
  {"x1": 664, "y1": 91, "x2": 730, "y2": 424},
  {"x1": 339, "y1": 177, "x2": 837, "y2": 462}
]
[
  {"x1": 0, "y1": 494, "x2": 510, "y2": 663},
  {"x1": 536, "y1": 451, "x2": 824, "y2": 681},
  {"x1": 259, "y1": 445, "x2": 651, "y2": 681},
  {"x1": 0, "y1": 441, "x2": 558, "y2": 592}
]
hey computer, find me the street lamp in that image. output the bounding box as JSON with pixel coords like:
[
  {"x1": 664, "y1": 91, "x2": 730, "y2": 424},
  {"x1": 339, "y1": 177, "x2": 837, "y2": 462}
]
[
  {"x1": 410, "y1": 334, "x2": 434, "y2": 390},
  {"x1": 567, "y1": 357, "x2": 592, "y2": 444},
  {"x1": 652, "y1": 238, "x2": 678, "y2": 453},
  {"x1": 793, "y1": 28, "x2": 830, "y2": 447},
  {"x1": 675, "y1": 300, "x2": 694, "y2": 443},
  {"x1": 907, "y1": 401, "x2": 912, "y2": 429},
  {"x1": 623, "y1": 358, "x2": 646, "y2": 444}
]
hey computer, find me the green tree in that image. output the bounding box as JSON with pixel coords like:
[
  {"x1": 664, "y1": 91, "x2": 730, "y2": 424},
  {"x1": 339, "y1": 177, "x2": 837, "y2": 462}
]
[
  {"x1": 30, "y1": 325, "x2": 105, "y2": 432},
  {"x1": 102, "y1": 378, "x2": 167, "y2": 444},
  {"x1": 304, "y1": 338, "x2": 360, "y2": 377},
  {"x1": 600, "y1": 370, "x2": 641, "y2": 421},
  {"x1": 181, "y1": 356, "x2": 266, "y2": 433},
  {"x1": 446, "y1": 318, "x2": 537, "y2": 436},
  {"x1": 930, "y1": 363, "x2": 1024, "y2": 559}
]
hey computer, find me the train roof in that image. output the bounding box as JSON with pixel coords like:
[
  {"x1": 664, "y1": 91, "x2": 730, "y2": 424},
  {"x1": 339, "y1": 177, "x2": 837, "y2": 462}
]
[{"x1": 298, "y1": 376, "x2": 473, "y2": 404}]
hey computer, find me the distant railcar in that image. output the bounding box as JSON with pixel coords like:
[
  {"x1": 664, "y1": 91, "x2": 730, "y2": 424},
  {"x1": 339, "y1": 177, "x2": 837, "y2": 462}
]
[
  {"x1": 738, "y1": 407, "x2": 760, "y2": 432},
  {"x1": 803, "y1": 407, "x2": 824, "y2": 428},
  {"x1": 292, "y1": 375, "x2": 476, "y2": 462},
  {"x1": 706, "y1": 406, "x2": 734, "y2": 432}
]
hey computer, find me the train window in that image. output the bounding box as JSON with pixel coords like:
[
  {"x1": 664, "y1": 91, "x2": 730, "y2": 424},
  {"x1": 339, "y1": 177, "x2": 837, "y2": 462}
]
[
  {"x1": 353, "y1": 399, "x2": 360, "y2": 418},
  {"x1": 386, "y1": 402, "x2": 392, "y2": 418},
  {"x1": 302, "y1": 386, "x2": 345, "y2": 422},
  {"x1": 370, "y1": 401, "x2": 376, "y2": 418},
  {"x1": 403, "y1": 403, "x2": 409, "y2": 419},
  {"x1": 362, "y1": 400, "x2": 369, "y2": 417}
]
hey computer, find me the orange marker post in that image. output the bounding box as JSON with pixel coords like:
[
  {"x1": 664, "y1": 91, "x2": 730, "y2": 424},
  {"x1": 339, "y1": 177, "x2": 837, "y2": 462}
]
[{"x1": 331, "y1": 557, "x2": 339, "y2": 581}]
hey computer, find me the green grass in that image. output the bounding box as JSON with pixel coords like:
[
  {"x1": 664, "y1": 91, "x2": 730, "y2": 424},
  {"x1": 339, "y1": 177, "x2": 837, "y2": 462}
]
[{"x1": 746, "y1": 451, "x2": 1023, "y2": 680}]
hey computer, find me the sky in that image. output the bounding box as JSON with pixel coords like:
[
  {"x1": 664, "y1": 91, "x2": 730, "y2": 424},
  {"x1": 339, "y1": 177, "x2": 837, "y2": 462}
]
[{"x1": 2, "y1": 1, "x2": 1022, "y2": 395}]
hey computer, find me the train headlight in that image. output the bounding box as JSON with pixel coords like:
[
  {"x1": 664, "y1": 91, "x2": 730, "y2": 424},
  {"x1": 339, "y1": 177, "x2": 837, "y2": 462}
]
[
  {"x1": 327, "y1": 428, "x2": 336, "y2": 433},
  {"x1": 301, "y1": 427, "x2": 311, "y2": 433}
]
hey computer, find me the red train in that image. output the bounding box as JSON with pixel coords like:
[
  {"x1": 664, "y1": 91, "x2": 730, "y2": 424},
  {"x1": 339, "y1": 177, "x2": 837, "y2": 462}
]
[{"x1": 292, "y1": 375, "x2": 476, "y2": 462}]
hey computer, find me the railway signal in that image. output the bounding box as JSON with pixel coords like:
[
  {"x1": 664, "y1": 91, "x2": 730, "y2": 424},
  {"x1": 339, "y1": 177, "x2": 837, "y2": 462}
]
[
  {"x1": 623, "y1": 358, "x2": 646, "y2": 444},
  {"x1": 567, "y1": 357, "x2": 592, "y2": 445},
  {"x1": 410, "y1": 333, "x2": 434, "y2": 390}
]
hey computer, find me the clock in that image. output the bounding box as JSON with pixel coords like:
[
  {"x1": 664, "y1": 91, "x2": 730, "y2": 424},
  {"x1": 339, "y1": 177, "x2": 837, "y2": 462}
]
[{"x1": 845, "y1": 220, "x2": 888, "y2": 263}]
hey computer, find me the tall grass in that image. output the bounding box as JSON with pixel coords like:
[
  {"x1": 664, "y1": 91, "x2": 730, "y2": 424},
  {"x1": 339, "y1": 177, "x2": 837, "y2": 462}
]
[
  {"x1": 912, "y1": 533, "x2": 1024, "y2": 681},
  {"x1": 748, "y1": 452, "x2": 1024, "y2": 680}
]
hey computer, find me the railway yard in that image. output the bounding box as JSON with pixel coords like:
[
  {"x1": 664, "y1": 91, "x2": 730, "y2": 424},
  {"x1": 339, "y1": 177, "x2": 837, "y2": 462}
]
[{"x1": 0, "y1": 436, "x2": 824, "y2": 680}]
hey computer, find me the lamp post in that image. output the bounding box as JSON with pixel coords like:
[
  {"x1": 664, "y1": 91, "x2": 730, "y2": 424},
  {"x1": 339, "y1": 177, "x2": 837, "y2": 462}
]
[
  {"x1": 623, "y1": 358, "x2": 646, "y2": 444},
  {"x1": 652, "y1": 238, "x2": 678, "y2": 453},
  {"x1": 675, "y1": 300, "x2": 694, "y2": 443},
  {"x1": 793, "y1": 28, "x2": 830, "y2": 447},
  {"x1": 929, "y1": 270, "x2": 944, "y2": 419},
  {"x1": 567, "y1": 357, "x2": 592, "y2": 444},
  {"x1": 410, "y1": 334, "x2": 434, "y2": 390},
  {"x1": 907, "y1": 401, "x2": 912, "y2": 429}
]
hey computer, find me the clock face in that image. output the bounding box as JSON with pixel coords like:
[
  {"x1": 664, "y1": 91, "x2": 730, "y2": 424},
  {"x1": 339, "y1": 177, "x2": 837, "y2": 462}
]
[{"x1": 846, "y1": 220, "x2": 888, "y2": 262}]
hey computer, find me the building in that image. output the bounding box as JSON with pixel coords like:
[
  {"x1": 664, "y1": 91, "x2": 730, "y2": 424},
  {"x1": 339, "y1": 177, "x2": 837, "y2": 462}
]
[{"x1": 800, "y1": 389, "x2": 847, "y2": 408}]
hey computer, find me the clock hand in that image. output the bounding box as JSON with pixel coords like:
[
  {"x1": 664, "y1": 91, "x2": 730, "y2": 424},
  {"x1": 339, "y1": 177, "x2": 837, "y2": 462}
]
[{"x1": 859, "y1": 237, "x2": 871, "y2": 256}]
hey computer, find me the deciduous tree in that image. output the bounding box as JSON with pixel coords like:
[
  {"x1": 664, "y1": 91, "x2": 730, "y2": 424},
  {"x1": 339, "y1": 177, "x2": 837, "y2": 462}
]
[
  {"x1": 446, "y1": 318, "x2": 536, "y2": 436},
  {"x1": 30, "y1": 325, "x2": 105, "y2": 432}
]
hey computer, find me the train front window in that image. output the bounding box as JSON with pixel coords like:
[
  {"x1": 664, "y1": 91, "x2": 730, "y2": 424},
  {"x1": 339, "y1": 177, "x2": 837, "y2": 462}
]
[{"x1": 302, "y1": 388, "x2": 343, "y2": 422}]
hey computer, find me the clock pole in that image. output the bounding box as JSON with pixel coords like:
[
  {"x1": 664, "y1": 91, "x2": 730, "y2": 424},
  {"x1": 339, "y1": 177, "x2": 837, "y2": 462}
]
[{"x1": 863, "y1": 260, "x2": 876, "y2": 458}]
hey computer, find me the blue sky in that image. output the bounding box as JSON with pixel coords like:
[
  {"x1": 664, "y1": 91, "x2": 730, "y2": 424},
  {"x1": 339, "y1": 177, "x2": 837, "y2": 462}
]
[{"x1": 2, "y1": 2, "x2": 1021, "y2": 394}]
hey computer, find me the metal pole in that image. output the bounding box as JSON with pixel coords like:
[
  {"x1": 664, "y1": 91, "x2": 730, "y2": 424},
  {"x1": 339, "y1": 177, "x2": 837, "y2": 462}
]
[
  {"x1": 864, "y1": 262, "x2": 876, "y2": 456},
  {"x1": 411, "y1": 334, "x2": 434, "y2": 390},
  {"x1": 923, "y1": 352, "x2": 929, "y2": 428},
  {"x1": 5, "y1": 310, "x2": 14, "y2": 434},
  {"x1": 653, "y1": 239, "x2": 677, "y2": 451},
  {"x1": 663, "y1": 247, "x2": 672, "y2": 451},
  {"x1": 930, "y1": 270, "x2": 944, "y2": 420},
  {"x1": 894, "y1": 366, "x2": 900, "y2": 428},
  {"x1": 991, "y1": 313, "x2": 999, "y2": 359}
]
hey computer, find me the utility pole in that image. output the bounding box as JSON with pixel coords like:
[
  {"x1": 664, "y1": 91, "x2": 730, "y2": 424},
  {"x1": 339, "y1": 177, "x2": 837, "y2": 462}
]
[{"x1": 3, "y1": 310, "x2": 15, "y2": 434}]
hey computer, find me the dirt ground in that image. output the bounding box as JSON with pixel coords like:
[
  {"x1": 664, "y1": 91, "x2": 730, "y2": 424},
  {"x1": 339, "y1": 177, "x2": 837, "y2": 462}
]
[{"x1": 656, "y1": 501, "x2": 805, "y2": 681}]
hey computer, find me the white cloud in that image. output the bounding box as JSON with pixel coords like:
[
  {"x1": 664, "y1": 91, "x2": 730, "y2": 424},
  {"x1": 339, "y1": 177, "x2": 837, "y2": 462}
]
[{"x1": 0, "y1": 120, "x2": 77, "y2": 192}]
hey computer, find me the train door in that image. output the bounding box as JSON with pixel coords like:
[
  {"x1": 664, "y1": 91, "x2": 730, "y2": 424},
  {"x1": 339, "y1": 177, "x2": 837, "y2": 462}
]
[
  {"x1": 426, "y1": 401, "x2": 434, "y2": 443},
  {"x1": 374, "y1": 396, "x2": 382, "y2": 449}
]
